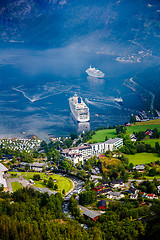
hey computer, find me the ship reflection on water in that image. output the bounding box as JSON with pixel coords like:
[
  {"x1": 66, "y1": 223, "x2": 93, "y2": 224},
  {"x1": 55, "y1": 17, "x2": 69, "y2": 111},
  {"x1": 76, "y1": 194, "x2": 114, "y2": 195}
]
[
  {"x1": 77, "y1": 122, "x2": 90, "y2": 133},
  {"x1": 87, "y1": 76, "x2": 105, "y2": 86}
]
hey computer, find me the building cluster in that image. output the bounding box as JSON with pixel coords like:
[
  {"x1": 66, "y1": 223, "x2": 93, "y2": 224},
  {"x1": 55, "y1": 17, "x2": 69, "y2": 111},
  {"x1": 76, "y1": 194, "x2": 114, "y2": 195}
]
[
  {"x1": 92, "y1": 179, "x2": 125, "y2": 200},
  {"x1": 0, "y1": 138, "x2": 42, "y2": 153},
  {"x1": 141, "y1": 192, "x2": 158, "y2": 200},
  {"x1": 61, "y1": 138, "x2": 123, "y2": 165},
  {"x1": 0, "y1": 163, "x2": 8, "y2": 191}
]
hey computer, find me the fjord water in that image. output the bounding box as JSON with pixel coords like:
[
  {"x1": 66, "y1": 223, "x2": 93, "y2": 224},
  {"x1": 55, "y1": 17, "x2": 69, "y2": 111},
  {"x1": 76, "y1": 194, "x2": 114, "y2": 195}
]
[{"x1": 0, "y1": 47, "x2": 145, "y2": 140}]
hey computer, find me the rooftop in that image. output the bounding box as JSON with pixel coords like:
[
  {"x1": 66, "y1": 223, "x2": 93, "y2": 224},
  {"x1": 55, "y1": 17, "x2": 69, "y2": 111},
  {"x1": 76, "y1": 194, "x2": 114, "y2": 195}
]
[
  {"x1": 105, "y1": 138, "x2": 122, "y2": 144},
  {"x1": 79, "y1": 205, "x2": 102, "y2": 219}
]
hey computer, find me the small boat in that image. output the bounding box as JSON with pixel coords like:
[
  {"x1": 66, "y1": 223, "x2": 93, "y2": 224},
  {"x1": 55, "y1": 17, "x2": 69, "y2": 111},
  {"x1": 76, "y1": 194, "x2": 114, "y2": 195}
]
[{"x1": 114, "y1": 97, "x2": 123, "y2": 105}]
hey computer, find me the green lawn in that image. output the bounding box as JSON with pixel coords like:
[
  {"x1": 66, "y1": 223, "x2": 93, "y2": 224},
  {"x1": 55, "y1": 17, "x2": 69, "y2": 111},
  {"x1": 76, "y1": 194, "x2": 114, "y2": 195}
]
[
  {"x1": 10, "y1": 172, "x2": 73, "y2": 194},
  {"x1": 90, "y1": 129, "x2": 117, "y2": 143},
  {"x1": 140, "y1": 138, "x2": 160, "y2": 147},
  {"x1": 11, "y1": 182, "x2": 23, "y2": 192},
  {"x1": 125, "y1": 153, "x2": 160, "y2": 165}
]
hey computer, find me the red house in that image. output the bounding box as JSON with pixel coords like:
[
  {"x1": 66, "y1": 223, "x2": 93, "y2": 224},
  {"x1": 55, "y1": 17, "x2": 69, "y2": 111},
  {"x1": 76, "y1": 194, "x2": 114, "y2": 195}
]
[
  {"x1": 92, "y1": 184, "x2": 105, "y2": 192},
  {"x1": 98, "y1": 200, "x2": 106, "y2": 210}
]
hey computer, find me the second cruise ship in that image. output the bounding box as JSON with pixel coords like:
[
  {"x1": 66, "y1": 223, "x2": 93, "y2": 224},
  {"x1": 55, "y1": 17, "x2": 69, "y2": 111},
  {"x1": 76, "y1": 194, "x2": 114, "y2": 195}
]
[
  {"x1": 69, "y1": 94, "x2": 90, "y2": 122},
  {"x1": 86, "y1": 66, "x2": 105, "y2": 78}
]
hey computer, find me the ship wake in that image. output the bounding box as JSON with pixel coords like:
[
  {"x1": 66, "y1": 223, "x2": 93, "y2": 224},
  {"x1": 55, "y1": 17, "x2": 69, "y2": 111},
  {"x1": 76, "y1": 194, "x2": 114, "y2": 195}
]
[{"x1": 13, "y1": 82, "x2": 72, "y2": 103}]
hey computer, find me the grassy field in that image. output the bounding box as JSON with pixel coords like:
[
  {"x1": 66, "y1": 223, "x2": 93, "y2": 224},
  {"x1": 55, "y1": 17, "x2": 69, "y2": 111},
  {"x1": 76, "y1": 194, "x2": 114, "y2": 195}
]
[
  {"x1": 10, "y1": 172, "x2": 73, "y2": 194},
  {"x1": 125, "y1": 153, "x2": 160, "y2": 165},
  {"x1": 90, "y1": 120, "x2": 160, "y2": 143},
  {"x1": 140, "y1": 138, "x2": 160, "y2": 147},
  {"x1": 11, "y1": 182, "x2": 23, "y2": 192},
  {"x1": 90, "y1": 129, "x2": 117, "y2": 143}
]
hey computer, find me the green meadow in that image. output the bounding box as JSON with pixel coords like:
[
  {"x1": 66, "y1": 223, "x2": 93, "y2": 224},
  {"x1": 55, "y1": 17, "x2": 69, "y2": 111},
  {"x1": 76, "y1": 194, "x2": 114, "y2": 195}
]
[{"x1": 125, "y1": 153, "x2": 160, "y2": 165}]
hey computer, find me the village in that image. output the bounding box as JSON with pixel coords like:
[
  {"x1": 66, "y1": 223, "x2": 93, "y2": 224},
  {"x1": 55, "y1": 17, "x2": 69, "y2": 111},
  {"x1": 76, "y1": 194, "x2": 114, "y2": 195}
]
[{"x1": 0, "y1": 119, "x2": 160, "y2": 226}]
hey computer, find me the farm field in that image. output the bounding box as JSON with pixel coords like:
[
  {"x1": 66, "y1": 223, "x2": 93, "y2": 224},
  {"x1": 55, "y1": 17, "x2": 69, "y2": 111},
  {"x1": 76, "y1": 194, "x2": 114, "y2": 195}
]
[
  {"x1": 125, "y1": 153, "x2": 160, "y2": 165},
  {"x1": 11, "y1": 182, "x2": 23, "y2": 192},
  {"x1": 10, "y1": 172, "x2": 73, "y2": 194}
]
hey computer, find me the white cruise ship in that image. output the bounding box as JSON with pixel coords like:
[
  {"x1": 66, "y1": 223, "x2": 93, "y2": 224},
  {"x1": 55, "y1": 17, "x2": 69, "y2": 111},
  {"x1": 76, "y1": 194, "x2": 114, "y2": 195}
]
[
  {"x1": 69, "y1": 94, "x2": 90, "y2": 122},
  {"x1": 86, "y1": 66, "x2": 105, "y2": 78}
]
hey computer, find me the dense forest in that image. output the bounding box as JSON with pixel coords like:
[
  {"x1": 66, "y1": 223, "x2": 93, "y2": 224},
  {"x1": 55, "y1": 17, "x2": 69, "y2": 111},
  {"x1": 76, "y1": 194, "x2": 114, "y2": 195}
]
[{"x1": 0, "y1": 187, "x2": 160, "y2": 240}]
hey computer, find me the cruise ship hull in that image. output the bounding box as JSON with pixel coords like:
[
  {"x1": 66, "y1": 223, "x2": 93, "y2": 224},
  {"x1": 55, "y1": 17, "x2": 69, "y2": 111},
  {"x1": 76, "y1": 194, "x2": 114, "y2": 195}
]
[{"x1": 69, "y1": 99, "x2": 90, "y2": 122}]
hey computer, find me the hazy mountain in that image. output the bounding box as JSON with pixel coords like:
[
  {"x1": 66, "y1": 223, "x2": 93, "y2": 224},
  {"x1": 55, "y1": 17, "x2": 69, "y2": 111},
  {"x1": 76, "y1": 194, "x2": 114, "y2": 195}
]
[{"x1": 0, "y1": 0, "x2": 160, "y2": 57}]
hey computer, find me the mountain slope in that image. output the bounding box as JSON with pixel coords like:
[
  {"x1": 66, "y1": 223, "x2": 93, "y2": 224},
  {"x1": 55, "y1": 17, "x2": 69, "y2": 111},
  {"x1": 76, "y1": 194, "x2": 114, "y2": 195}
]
[{"x1": 0, "y1": 0, "x2": 159, "y2": 57}]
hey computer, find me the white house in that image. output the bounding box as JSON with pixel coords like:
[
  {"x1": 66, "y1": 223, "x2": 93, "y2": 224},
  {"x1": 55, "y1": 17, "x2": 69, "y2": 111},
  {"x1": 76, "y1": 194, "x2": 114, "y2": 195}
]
[
  {"x1": 130, "y1": 134, "x2": 137, "y2": 142},
  {"x1": 134, "y1": 164, "x2": 145, "y2": 171},
  {"x1": 106, "y1": 192, "x2": 125, "y2": 200},
  {"x1": 157, "y1": 185, "x2": 160, "y2": 194},
  {"x1": 130, "y1": 193, "x2": 138, "y2": 199},
  {"x1": 111, "y1": 179, "x2": 124, "y2": 188}
]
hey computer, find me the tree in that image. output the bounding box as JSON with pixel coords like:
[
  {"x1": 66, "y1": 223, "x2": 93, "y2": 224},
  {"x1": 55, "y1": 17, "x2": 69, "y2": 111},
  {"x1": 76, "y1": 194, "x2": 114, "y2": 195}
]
[
  {"x1": 47, "y1": 177, "x2": 54, "y2": 189},
  {"x1": 137, "y1": 143, "x2": 146, "y2": 153},
  {"x1": 129, "y1": 163, "x2": 134, "y2": 170},
  {"x1": 33, "y1": 174, "x2": 40, "y2": 181},
  {"x1": 25, "y1": 163, "x2": 30, "y2": 171},
  {"x1": 62, "y1": 189, "x2": 65, "y2": 194},
  {"x1": 130, "y1": 115, "x2": 136, "y2": 123},
  {"x1": 149, "y1": 167, "x2": 157, "y2": 176},
  {"x1": 61, "y1": 160, "x2": 71, "y2": 171},
  {"x1": 69, "y1": 195, "x2": 80, "y2": 218},
  {"x1": 51, "y1": 150, "x2": 60, "y2": 163},
  {"x1": 79, "y1": 191, "x2": 97, "y2": 205},
  {"x1": 134, "y1": 131, "x2": 145, "y2": 141},
  {"x1": 54, "y1": 184, "x2": 58, "y2": 190},
  {"x1": 152, "y1": 128, "x2": 160, "y2": 139},
  {"x1": 116, "y1": 125, "x2": 127, "y2": 135},
  {"x1": 155, "y1": 142, "x2": 160, "y2": 153},
  {"x1": 70, "y1": 132, "x2": 78, "y2": 140},
  {"x1": 120, "y1": 171, "x2": 129, "y2": 182}
]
